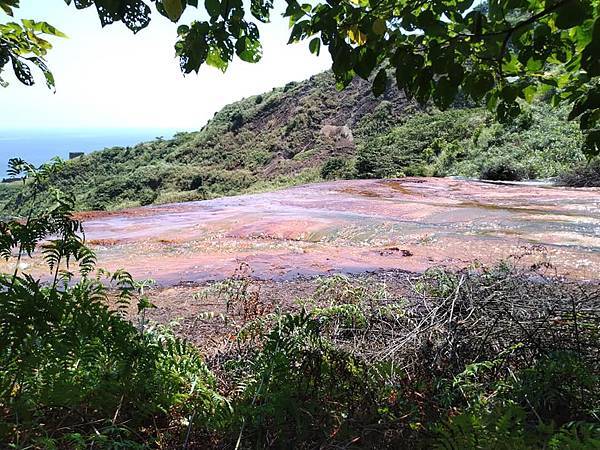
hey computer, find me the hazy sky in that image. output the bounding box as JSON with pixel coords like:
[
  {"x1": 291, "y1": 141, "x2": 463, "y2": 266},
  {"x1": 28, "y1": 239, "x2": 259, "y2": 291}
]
[{"x1": 1, "y1": 1, "x2": 331, "y2": 131}]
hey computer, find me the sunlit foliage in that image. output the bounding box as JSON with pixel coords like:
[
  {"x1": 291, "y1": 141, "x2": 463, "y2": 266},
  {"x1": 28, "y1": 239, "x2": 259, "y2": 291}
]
[{"x1": 1, "y1": 0, "x2": 598, "y2": 155}]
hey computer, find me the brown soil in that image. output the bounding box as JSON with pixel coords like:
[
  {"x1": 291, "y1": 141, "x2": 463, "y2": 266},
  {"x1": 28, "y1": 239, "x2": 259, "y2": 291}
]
[{"x1": 138, "y1": 269, "x2": 416, "y2": 355}]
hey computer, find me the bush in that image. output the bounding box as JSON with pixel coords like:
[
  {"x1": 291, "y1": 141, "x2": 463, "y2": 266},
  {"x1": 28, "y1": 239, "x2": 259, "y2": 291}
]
[
  {"x1": 320, "y1": 157, "x2": 352, "y2": 180},
  {"x1": 480, "y1": 158, "x2": 527, "y2": 181},
  {"x1": 223, "y1": 311, "x2": 380, "y2": 446},
  {"x1": 356, "y1": 102, "x2": 583, "y2": 180},
  {"x1": 559, "y1": 159, "x2": 600, "y2": 187},
  {"x1": 453, "y1": 102, "x2": 583, "y2": 179},
  {"x1": 209, "y1": 262, "x2": 600, "y2": 448},
  {"x1": 229, "y1": 111, "x2": 244, "y2": 131},
  {"x1": 0, "y1": 160, "x2": 223, "y2": 448},
  {"x1": 436, "y1": 352, "x2": 600, "y2": 449},
  {"x1": 355, "y1": 108, "x2": 485, "y2": 178}
]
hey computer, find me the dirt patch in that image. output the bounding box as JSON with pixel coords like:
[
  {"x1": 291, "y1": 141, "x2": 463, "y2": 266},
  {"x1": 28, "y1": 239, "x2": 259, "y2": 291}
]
[
  {"x1": 140, "y1": 269, "x2": 415, "y2": 354},
  {"x1": 86, "y1": 238, "x2": 120, "y2": 246}
]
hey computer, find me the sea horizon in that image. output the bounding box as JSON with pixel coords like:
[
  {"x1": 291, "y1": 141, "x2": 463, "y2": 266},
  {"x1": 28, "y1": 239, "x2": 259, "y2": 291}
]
[{"x1": 0, "y1": 127, "x2": 192, "y2": 177}]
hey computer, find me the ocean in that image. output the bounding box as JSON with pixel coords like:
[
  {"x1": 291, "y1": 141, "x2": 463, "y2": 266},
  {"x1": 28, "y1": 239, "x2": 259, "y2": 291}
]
[{"x1": 0, "y1": 128, "x2": 184, "y2": 177}]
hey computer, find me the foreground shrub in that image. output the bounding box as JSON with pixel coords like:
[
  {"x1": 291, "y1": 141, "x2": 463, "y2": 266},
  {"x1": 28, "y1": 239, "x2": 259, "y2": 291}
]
[
  {"x1": 221, "y1": 311, "x2": 382, "y2": 447},
  {"x1": 1, "y1": 274, "x2": 221, "y2": 446},
  {"x1": 198, "y1": 263, "x2": 600, "y2": 448},
  {"x1": 2, "y1": 160, "x2": 599, "y2": 448},
  {"x1": 0, "y1": 160, "x2": 223, "y2": 448},
  {"x1": 436, "y1": 351, "x2": 600, "y2": 449}
]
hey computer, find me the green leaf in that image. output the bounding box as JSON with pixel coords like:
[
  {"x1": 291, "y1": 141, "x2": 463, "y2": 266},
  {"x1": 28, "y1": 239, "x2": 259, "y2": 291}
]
[
  {"x1": 580, "y1": 109, "x2": 600, "y2": 130},
  {"x1": 11, "y1": 56, "x2": 34, "y2": 86},
  {"x1": 235, "y1": 37, "x2": 262, "y2": 63},
  {"x1": 355, "y1": 47, "x2": 376, "y2": 80},
  {"x1": 372, "y1": 69, "x2": 387, "y2": 97},
  {"x1": 284, "y1": 0, "x2": 305, "y2": 22},
  {"x1": 568, "y1": 87, "x2": 600, "y2": 120},
  {"x1": 27, "y1": 56, "x2": 55, "y2": 91},
  {"x1": 551, "y1": 93, "x2": 561, "y2": 107},
  {"x1": 309, "y1": 37, "x2": 320, "y2": 56},
  {"x1": 372, "y1": 18, "x2": 386, "y2": 36},
  {"x1": 414, "y1": 67, "x2": 433, "y2": 103},
  {"x1": 288, "y1": 20, "x2": 310, "y2": 44},
  {"x1": 486, "y1": 90, "x2": 499, "y2": 110},
  {"x1": 465, "y1": 71, "x2": 495, "y2": 101},
  {"x1": 456, "y1": 0, "x2": 474, "y2": 12},
  {"x1": 500, "y1": 83, "x2": 521, "y2": 103},
  {"x1": 205, "y1": 0, "x2": 220, "y2": 19},
  {"x1": 393, "y1": 47, "x2": 423, "y2": 90},
  {"x1": 0, "y1": 3, "x2": 14, "y2": 16},
  {"x1": 250, "y1": 0, "x2": 273, "y2": 22},
  {"x1": 448, "y1": 63, "x2": 464, "y2": 83},
  {"x1": 583, "y1": 129, "x2": 600, "y2": 157},
  {"x1": 162, "y1": 0, "x2": 185, "y2": 22},
  {"x1": 523, "y1": 85, "x2": 536, "y2": 103},
  {"x1": 206, "y1": 47, "x2": 228, "y2": 72},
  {"x1": 526, "y1": 57, "x2": 543, "y2": 72},
  {"x1": 38, "y1": 21, "x2": 68, "y2": 38},
  {"x1": 497, "y1": 100, "x2": 521, "y2": 123},
  {"x1": 555, "y1": 0, "x2": 591, "y2": 29},
  {"x1": 434, "y1": 76, "x2": 458, "y2": 109},
  {"x1": 581, "y1": 18, "x2": 600, "y2": 76},
  {"x1": 331, "y1": 42, "x2": 355, "y2": 76}
]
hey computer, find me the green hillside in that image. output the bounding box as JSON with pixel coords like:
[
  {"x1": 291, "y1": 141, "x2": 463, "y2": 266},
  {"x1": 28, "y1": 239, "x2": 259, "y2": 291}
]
[{"x1": 0, "y1": 71, "x2": 584, "y2": 212}]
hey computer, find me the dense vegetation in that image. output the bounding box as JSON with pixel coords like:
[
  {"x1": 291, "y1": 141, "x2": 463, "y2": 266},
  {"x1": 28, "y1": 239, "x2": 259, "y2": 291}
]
[
  {"x1": 2, "y1": 2, "x2": 598, "y2": 448},
  {"x1": 3, "y1": 1, "x2": 599, "y2": 158},
  {"x1": 355, "y1": 101, "x2": 584, "y2": 180},
  {"x1": 560, "y1": 158, "x2": 600, "y2": 186},
  {"x1": 0, "y1": 71, "x2": 588, "y2": 213},
  {"x1": 0, "y1": 71, "x2": 406, "y2": 211},
  {"x1": 1, "y1": 160, "x2": 599, "y2": 448}
]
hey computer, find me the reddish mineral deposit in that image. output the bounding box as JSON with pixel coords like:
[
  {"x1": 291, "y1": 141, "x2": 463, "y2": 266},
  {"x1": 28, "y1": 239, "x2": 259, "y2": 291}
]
[{"x1": 6, "y1": 178, "x2": 599, "y2": 285}]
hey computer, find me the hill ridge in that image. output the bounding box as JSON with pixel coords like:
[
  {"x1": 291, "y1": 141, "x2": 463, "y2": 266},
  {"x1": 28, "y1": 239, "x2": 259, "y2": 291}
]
[{"x1": 0, "y1": 70, "x2": 584, "y2": 212}]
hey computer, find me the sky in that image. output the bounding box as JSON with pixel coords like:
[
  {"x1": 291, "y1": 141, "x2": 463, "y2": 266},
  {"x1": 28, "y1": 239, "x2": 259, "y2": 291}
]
[{"x1": 0, "y1": 1, "x2": 331, "y2": 132}]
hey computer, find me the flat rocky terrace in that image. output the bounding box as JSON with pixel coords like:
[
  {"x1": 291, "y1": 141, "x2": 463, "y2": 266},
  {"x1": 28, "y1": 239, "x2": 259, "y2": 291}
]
[{"x1": 5, "y1": 177, "x2": 599, "y2": 284}]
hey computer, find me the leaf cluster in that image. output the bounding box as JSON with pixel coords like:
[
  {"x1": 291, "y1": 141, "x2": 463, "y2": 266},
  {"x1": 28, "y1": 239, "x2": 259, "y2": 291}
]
[
  {"x1": 2, "y1": 0, "x2": 598, "y2": 155},
  {"x1": 0, "y1": 160, "x2": 222, "y2": 447},
  {"x1": 284, "y1": 0, "x2": 600, "y2": 155},
  {"x1": 0, "y1": 10, "x2": 65, "y2": 89}
]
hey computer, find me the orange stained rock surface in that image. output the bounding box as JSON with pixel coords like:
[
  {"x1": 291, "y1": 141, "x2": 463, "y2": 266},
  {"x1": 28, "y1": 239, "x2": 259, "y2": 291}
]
[{"x1": 9, "y1": 178, "x2": 600, "y2": 285}]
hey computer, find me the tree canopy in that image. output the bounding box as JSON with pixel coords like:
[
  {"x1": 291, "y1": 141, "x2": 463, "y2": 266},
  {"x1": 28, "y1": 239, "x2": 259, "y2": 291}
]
[{"x1": 0, "y1": 0, "x2": 598, "y2": 155}]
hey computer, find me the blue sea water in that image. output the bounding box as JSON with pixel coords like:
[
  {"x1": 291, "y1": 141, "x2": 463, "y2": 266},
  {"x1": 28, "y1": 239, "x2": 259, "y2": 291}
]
[{"x1": 0, "y1": 128, "x2": 184, "y2": 177}]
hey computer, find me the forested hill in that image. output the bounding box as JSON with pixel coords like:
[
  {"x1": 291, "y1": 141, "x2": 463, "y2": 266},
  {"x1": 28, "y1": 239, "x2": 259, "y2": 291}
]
[{"x1": 0, "y1": 71, "x2": 585, "y2": 212}]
